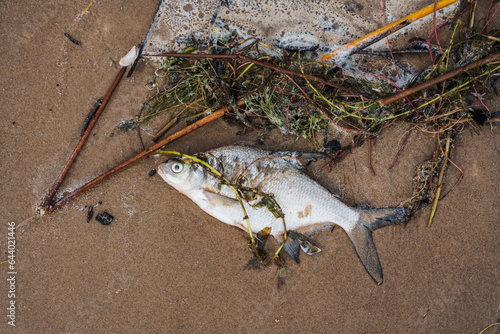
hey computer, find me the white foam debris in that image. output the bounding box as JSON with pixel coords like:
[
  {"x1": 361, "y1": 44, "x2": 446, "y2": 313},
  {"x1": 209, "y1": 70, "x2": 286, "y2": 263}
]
[
  {"x1": 145, "y1": 0, "x2": 458, "y2": 53},
  {"x1": 143, "y1": 0, "x2": 459, "y2": 85}
]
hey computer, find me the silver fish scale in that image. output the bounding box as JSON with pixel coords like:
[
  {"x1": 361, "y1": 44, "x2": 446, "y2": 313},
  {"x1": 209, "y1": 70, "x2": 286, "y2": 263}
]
[{"x1": 203, "y1": 146, "x2": 359, "y2": 237}]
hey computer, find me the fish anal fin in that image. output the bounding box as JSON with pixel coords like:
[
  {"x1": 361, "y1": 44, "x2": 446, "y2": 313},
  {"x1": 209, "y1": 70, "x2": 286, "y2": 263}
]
[{"x1": 282, "y1": 234, "x2": 301, "y2": 264}]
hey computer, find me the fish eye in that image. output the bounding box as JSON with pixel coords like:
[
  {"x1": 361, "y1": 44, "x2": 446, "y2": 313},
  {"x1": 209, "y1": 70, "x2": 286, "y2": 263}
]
[{"x1": 171, "y1": 161, "x2": 184, "y2": 174}]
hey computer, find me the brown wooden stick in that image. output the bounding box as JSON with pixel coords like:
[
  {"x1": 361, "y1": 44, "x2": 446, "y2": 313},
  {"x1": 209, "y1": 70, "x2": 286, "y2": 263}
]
[
  {"x1": 41, "y1": 101, "x2": 245, "y2": 215},
  {"x1": 39, "y1": 67, "x2": 127, "y2": 212},
  {"x1": 141, "y1": 52, "x2": 362, "y2": 96},
  {"x1": 379, "y1": 52, "x2": 500, "y2": 107}
]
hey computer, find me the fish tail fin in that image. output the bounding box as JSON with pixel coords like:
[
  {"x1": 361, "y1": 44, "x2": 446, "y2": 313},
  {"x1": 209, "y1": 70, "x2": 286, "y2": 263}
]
[{"x1": 346, "y1": 207, "x2": 408, "y2": 285}]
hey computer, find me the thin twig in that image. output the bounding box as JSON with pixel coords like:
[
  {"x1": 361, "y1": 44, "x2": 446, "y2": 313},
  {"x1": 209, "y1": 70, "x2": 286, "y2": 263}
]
[
  {"x1": 379, "y1": 52, "x2": 500, "y2": 106},
  {"x1": 482, "y1": 0, "x2": 495, "y2": 33},
  {"x1": 39, "y1": 67, "x2": 127, "y2": 214},
  {"x1": 368, "y1": 72, "x2": 419, "y2": 115},
  {"x1": 382, "y1": 0, "x2": 400, "y2": 77},
  {"x1": 136, "y1": 126, "x2": 145, "y2": 151},
  {"x1": 480, "y1": 0, "x2": 500, "y2": 33},
  {"x1": 368, "y1": 137, "x2": 376, "y2": 176},
  {"x1": 433, "y1": 0, "x2": 445, "y2": 54},
  {"x1": 478, "y1": 322, "x2": 500, "y2": 334},
  {"x1": 41, "y1": 101, "x2": 245, "y2": 215},
  {"x1": 428, "y1": 136, "x2": 451, "y2": 227},
  {"x1": 283, "y1": 73, "x2": 333, "y2": 122},
  {"x1": 389, "y1": 126, "x2": 412, "y2": 169}
]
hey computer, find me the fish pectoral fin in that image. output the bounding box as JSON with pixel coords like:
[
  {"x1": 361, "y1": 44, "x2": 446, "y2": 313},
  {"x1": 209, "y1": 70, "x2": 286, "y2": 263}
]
[
  {"x1": 202, "y1": 190, "x2": 239, "y2": 207},
  {"x1": 282, "y1": 233, "x2": 301, "y2": 264}
]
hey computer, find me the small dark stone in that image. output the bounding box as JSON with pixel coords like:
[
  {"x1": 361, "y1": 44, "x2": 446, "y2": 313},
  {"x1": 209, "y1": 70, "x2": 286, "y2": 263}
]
[
  {"x1": 98, "y1": 201, "x2": 102, "y2": 205},
  {"x1": 325, "y1": 139, "x2": 341, "y2": 153},
  {"x1": 149, "y1": 169, "x2": 157, "y2": 177},
  {"x1": 86, "y1": 206, "x2": 94, "y2": 223},
  {"x1": 110, "y1": 132, "x2": 114, "y2": 137},
  {"x1": 470, "y1": 109, "x2": 488, "y2": 126},
  {"x1": 96, "y1": 212, "x2": 114, "y2": 225},
  {"x1": 12, "y1": 122, "x2": 16, "y2": 125}
]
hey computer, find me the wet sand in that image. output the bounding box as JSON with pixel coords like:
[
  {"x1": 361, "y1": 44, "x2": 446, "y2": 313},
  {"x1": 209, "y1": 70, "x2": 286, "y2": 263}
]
[{"x1": 1, "y1": 0, "x2": 499, "y2": 332}]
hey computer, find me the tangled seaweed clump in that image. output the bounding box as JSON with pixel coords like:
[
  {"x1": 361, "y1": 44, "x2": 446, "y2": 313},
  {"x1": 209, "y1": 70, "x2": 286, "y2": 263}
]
[{"x1": 120, "y1": 26, "x2": 499, "y2": 148}]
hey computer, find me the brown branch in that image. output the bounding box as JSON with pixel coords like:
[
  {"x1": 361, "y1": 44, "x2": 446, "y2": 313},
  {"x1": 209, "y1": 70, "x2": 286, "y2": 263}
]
[
  {"x1": 141, "y1": 52, "x2": 363, "y2": 96},
  {"x1": 379, "y1": 52, "x2": 500, "y2": 106},
  {"x1": 41, "y1": 101, "x2": 245, "y2": 215},
  {"x1": 39, "y1": 67, "x2": 127, "y2": 213}
]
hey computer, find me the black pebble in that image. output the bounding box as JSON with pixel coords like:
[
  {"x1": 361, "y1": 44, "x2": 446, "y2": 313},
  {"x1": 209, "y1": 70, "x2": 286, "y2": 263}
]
[
  {"x1": 96, "y1": 212, "x2": 114, "y2": 225},
  {"x1": 471, "y1": 109, "x2": 488, "y2": 126},
  {"x1": 86, "y1": 206, "x2": 94, "y2": 223},
  {"x1": 149, "y1": 169, "x2": 157, "y2": 177},
  {"x1": 325, "y1": 139, "x2": 341, "y2": 153}
]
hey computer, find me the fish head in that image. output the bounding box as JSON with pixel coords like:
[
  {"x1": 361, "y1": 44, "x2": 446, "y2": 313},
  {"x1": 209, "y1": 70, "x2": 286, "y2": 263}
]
[{"x1": 158, "y1": 158, "x2": 206, "y2": 193}]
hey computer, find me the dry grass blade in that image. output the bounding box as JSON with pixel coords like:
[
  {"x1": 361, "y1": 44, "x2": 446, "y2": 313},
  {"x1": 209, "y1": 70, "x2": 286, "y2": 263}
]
[{"x1": 428, "y1": 136, "x2": 451, "y2": 227}]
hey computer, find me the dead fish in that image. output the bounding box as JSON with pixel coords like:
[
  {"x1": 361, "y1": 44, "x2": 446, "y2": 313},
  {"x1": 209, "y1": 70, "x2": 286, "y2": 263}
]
[{"x1": 158, "y1": 146, "x2": 407, "y2": 284}]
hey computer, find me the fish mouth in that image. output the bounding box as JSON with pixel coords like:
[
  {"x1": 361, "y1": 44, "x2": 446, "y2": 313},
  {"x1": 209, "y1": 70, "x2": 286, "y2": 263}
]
[{"x1": 157, "y1": 163, "x2": 168, "y2": 179}]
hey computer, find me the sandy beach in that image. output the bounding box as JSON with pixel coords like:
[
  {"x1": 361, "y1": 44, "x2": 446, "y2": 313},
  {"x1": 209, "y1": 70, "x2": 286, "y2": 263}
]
[{"x1": 1, "y1": 0, "x2": 499, "y2": 332}]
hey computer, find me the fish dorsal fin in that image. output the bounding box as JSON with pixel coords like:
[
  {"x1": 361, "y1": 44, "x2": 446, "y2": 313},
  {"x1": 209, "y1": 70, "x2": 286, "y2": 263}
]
[{"x1": 272, "y1": 151, "x2": 327, "y2": 170}]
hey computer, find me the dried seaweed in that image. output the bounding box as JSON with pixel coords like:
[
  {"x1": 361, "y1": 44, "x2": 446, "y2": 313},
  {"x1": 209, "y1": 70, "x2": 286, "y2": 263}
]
[{"x1": 124, "y1": 25, "x2": 498, "y2": 146}]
